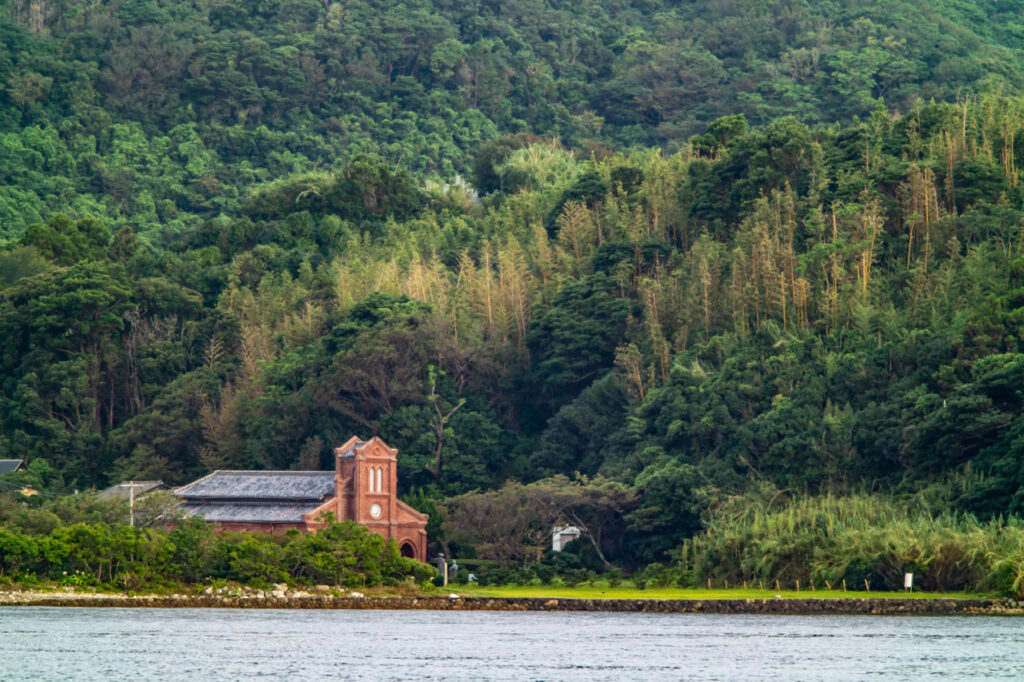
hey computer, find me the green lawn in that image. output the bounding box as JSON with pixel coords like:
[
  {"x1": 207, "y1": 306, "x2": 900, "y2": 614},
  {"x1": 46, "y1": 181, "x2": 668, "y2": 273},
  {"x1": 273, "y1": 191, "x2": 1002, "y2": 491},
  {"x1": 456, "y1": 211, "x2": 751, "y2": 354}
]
[{"x1": 451, "y1": 584, "x2": 995, "y2": 600}]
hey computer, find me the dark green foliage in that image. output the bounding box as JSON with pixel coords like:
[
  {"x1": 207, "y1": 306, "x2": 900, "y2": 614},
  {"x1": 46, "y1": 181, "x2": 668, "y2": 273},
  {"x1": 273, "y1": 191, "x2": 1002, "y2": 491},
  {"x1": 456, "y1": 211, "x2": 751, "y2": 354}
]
[
  {"x1": 626, "y1": 459, "x2": 706, "y2": 565},
  {"x1": 0, "y1": 508, "x2": 433, "y2": 588},
  {"x1": 590, "y1": 240, "x2": 671, "y2": 282},
  {"x1": 19, "y1": 216, "x2": 111, "y2": 265},
  {"x1": 532, "y1": 375, "x2": 633, "y2": 478},
  {"x1": 382, "y1": 397, "x2": 521, "y2": 496},
  {"x1": 242, "y1": 157, "x2": 424, "y2": 225},
  {"x1": 471, "y1": 133, "x2": 536, "y2": 195},
  {"x1": 525, "y1": 274, "x2": 635, "y2": 424},
  {"x1": 4, "y1": 0, "x2": 1024, "y2": 581},
  {"x1": 688, "y1": 117, "x2": 823, "y2": 228},
  {"x1": 691, "y1": 114, "x2": 748, "y2": 157},
  {"x1": 545, "y1": 170, "x2": 610, "y2": 236},
  {"x1": 609, "y1": 166, "x2": 644, "y2": 196},
  {"x1": 1, "y1": 0, "x2": 1023, "y2": 243}
]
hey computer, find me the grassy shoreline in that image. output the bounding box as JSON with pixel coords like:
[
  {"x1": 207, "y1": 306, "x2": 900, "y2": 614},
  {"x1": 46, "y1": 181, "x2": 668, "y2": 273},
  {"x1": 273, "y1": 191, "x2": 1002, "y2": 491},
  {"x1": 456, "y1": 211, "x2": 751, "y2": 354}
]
[
  {"x1": 452, "y1": 585, "x2": 998, "y2": 600},
  {"x1": 0, "y1": 590, "x2": 1016, "y2": 616},
  {"x1": 0, "y1": 582, "x2": 1001, "y2": 603}
]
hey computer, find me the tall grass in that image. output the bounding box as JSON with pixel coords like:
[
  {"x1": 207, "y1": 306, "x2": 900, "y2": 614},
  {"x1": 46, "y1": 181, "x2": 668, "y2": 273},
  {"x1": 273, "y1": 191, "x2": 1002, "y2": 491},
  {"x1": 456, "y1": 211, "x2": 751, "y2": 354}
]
[{"x1": 675, "y1": 494, "x2": 1024, "y2": 597}]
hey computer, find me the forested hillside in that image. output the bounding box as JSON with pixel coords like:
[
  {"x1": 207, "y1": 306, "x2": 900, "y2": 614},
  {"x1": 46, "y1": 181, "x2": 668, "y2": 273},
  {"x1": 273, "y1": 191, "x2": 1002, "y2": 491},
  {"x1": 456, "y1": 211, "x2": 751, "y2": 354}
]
[
  {"x1": 3, "y1": 0, "x2": 1024, "y2": 573},
  {"x1": 3, "y1": 0, "x2": 1024, "y2": 240}
]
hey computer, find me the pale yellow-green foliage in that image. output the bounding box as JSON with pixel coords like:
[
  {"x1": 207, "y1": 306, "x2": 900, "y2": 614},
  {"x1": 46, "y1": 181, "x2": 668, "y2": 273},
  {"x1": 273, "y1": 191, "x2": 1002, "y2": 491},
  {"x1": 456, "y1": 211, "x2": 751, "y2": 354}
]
[
  {"x1": 498, "y1": 141, "x2": 581, "y2": 193},
  {"x1": 555, "y1": 201, "x2": 596, "y2": 276},
  {"x1": 213, "y1": 94, "x2": 1024, "y2": 402},
  {"x1": 681, "y1": 492, "x2": 1024, "y2": 596},
  {"x1": 222, "y1": 269, "x2": 317, "y2": 387}
]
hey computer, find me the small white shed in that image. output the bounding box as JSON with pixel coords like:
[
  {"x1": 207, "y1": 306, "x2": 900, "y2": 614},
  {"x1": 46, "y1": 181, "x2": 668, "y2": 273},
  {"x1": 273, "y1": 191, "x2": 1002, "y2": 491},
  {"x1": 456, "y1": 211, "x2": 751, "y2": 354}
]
[{"x1": 551, "y1": 525, "x2": 582, "y2": 552}]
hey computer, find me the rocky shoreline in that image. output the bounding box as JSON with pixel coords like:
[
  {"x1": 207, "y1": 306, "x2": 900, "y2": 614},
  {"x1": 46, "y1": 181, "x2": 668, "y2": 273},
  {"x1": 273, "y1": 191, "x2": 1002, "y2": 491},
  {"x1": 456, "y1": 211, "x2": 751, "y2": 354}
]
[{"x1": 1, "y1": 588, "x2": 1022, "y2": 615}]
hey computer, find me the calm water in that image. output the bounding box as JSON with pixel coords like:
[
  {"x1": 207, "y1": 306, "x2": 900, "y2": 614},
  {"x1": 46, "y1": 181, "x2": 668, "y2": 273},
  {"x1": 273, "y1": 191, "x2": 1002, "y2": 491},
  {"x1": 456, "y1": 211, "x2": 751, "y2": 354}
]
[{"x1": 0, "y1": 607, "x2": 1021, "y2": 680}]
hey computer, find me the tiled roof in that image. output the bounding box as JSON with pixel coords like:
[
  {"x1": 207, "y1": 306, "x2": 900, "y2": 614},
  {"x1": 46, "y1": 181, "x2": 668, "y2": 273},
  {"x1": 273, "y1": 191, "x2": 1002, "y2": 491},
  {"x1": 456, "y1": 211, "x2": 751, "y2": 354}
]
[
  {"x1": 173, "y1": 471, "x2": 335, "y2": 501},
  {"x1": 179, "y1": 500, "x2": 325, "y2": 523},
  {"x1": 98, "y1": 480, "x2": 168, "y2": 500},
  {"x1": 0, "y1": 460, "x2": 24, "y2": 475}
]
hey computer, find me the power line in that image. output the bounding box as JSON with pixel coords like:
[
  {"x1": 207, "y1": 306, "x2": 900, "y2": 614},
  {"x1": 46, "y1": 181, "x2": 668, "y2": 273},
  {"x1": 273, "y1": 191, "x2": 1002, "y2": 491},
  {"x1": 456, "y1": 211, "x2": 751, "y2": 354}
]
[{"x1": 0, "y1": 478, "x2": 76, "y2": 497}]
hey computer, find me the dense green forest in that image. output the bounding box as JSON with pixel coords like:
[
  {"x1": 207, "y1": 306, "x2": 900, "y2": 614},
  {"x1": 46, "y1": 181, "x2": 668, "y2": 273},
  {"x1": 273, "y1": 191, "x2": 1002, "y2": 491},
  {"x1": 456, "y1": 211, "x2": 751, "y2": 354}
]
[
  {"x1": 3, "y1": 0, "x2": 1024, "y2": 241},
  {"x1": 3, "y1": 0, "x2": 1024, "y2": 585}
]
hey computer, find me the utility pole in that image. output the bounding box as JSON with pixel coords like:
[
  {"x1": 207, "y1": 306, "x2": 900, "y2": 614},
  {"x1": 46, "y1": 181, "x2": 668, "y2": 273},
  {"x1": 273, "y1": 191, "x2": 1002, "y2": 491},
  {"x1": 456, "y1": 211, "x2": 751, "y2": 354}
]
[{"x1": 118, "y1": 481, "x2": 146, "y2": 527}]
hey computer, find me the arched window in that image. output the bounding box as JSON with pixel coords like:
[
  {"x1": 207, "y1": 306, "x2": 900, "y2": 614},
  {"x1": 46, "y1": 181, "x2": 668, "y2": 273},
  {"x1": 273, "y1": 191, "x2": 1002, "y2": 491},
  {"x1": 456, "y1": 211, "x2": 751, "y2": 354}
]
[{"x1": 368, "y1": 466, "x2": 384, "y2": 493}]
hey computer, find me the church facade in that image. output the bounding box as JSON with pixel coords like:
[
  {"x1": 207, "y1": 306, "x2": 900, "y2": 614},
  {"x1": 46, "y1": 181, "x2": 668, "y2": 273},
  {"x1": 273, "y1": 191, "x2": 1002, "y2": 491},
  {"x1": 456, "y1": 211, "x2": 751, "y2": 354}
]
[{"x1": 173, "y1": 436, "x2": 428, "y2": 562}]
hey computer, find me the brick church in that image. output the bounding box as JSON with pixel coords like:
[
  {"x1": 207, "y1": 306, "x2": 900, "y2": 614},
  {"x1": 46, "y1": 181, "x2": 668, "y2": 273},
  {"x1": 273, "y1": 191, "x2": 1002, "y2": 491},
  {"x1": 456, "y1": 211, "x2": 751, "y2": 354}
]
[{"x1": 173, "y1": 436, "x2": 428, "y2": 562}]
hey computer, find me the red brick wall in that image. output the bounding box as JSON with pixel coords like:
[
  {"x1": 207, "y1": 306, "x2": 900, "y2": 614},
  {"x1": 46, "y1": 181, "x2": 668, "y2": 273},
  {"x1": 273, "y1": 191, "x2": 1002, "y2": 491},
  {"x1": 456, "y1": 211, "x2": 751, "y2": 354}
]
[{"x1": 182, "y1": 437, "x2": 429, "y2": 562}]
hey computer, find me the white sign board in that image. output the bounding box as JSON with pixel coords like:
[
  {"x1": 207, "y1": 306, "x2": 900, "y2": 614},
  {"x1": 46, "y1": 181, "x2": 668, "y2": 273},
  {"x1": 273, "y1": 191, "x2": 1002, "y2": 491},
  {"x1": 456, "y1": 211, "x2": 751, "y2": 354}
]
[{"x1": 904, "y1": 573, "x2": 913, "y2": 590}]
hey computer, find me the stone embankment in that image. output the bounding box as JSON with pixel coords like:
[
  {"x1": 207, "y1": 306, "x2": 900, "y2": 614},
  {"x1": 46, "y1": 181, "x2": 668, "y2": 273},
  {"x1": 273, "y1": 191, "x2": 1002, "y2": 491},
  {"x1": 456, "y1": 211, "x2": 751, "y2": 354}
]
[{"x1": 0, "y1": 586, "x2": 1022, "y2": 615}]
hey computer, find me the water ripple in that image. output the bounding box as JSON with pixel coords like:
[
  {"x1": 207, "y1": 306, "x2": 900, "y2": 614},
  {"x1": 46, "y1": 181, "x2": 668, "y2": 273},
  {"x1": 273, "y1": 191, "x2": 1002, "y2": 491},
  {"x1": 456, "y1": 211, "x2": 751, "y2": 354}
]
[{"x1": 0, "y1": 608, "x2": 1021, "y2": 681}]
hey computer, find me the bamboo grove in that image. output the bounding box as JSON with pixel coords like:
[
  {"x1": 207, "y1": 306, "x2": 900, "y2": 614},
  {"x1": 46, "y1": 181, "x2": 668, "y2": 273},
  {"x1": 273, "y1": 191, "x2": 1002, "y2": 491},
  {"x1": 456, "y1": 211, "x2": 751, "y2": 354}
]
[
  {"x1": 4, "y1": 0, "x2": 1024, "y2": 584},
  {"x1": 4, "y1": 94, "x2": 1024, "y2": 574}
]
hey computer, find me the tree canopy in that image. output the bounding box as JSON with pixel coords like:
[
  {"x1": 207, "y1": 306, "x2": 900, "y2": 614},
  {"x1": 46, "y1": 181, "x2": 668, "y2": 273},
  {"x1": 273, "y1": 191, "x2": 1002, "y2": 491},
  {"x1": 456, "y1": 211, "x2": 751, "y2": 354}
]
[{"x1": 3, "y1": 0, "x2": 1024, "y2": 575}]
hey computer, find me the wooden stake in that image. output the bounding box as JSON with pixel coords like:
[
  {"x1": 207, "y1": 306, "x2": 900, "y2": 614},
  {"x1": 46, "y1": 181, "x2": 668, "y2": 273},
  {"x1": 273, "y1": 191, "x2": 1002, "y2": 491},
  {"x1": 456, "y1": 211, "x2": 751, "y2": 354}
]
[
  {"x1": 864, "y1": 579, "x2": 870, "y2": 592},
  {"x1": 759, "y1": 581, "x2": 764, "y2": 590},
  {"x1": 796, "y1": 580, "x2": 800, "y2": 592},
  {"x1": 725, "y1": 579, "x2": 728, "y2": 590},
  {"x1": 825, "y1": 580, "x2": 832, "y2": 591},
  {"x1": 775, "y1": 579, "x2": 780, "y2": 591},
  {"x1": 842, "y1": 579, "x2": 846, "y2": 592},
  {"x1": 707, "y1": 578, "x2": 712, "y2": 589}
]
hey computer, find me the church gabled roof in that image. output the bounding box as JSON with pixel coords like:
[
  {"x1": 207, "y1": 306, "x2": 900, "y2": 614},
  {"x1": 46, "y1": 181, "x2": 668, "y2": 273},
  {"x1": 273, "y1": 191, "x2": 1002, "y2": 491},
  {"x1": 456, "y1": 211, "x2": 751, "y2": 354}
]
[
  {"x1": 174, "y1": 471, "x2": 335, "y2": 501},
  {"x1": 335, "y1": 440, "x2": 366, "y2": 458},
  {"x1": 178, "y1": 500, "x2": 328, "y2": 523},
  {"x1": 173, "y1": 471, "x2": 337, "y2": 524}
]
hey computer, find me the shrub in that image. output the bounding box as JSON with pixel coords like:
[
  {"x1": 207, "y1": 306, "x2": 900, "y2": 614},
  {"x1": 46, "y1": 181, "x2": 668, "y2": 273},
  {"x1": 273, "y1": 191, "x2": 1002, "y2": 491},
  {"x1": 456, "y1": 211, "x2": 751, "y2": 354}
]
[{"x1": 677, "y1": 493, "x2": 1024, "y2": 596}]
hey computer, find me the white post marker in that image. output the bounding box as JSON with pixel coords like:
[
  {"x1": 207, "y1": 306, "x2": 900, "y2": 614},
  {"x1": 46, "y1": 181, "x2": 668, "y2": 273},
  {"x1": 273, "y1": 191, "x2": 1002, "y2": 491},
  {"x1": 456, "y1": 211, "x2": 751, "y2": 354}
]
[
  {"x1": 904, "y1": 572, "x2": 913, "y2": 593},
  {"x1": 118, "y1": 481, "x2": 146, "y2": 527}
]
